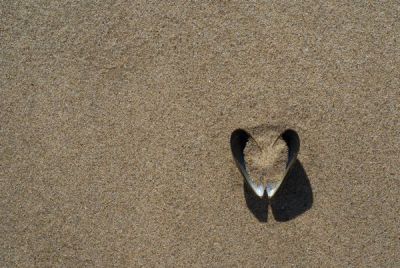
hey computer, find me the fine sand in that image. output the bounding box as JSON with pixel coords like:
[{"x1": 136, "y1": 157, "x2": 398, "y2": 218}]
[
  {"x1": 244, "y1": 136, "x2": 288, "y2": 187},
  {"x1": 1, "y1": 1, "x2": 399, "y2": 266}
]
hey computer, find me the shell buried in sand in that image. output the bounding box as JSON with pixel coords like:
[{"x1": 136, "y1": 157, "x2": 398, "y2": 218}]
[{"x1": 230, "y1": 125, "x2": 300, "y2": 198}]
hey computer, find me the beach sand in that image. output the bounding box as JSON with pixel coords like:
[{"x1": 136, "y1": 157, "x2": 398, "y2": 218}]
[
  {"x1": 1, "y1": 1, "x2": 399, "y2": 266},
  {"x1": 243, "y1": 133, "x2": 287, "y2": 187}
]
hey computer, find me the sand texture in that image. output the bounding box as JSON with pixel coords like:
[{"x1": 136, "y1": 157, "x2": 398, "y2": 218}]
[
  {"x1": 244, "y1": 134, "x2": 288, "y2": 188},
  {"x1": 1, "y1": 1, "x2": 400, "y2": 266}
]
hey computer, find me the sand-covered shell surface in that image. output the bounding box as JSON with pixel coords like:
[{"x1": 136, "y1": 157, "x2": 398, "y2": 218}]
[{"x1": 230, "y1": 125, "x2": 300, "y2": 198}]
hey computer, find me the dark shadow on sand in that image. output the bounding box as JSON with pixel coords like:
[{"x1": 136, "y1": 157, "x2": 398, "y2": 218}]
[
  {"x1": 270, "y1": 160, "x2": 313, "y2": 222},
  {"x1": 244, "y1": 160, "x2": 313, "y2": 222},
  {"x1": 243, "y1": 180, "x2": 269, "y2": 222}
]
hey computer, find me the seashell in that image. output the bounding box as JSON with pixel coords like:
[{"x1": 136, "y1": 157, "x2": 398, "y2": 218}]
[{"x1": 230, "y1": 125, "x2": 300, "y2": 198}]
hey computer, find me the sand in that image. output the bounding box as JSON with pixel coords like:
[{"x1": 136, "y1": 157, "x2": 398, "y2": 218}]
[
  {"x1": 1, "y1": 1, "x2": 399, "y2": 266},
  {"x1": 243, "y1": 136, "x2": 288, "y2": 187}
]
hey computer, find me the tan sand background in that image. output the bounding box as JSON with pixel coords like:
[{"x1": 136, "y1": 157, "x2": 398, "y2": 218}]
[{"x1": 1, "y1": 1, "x2": 399, "y2": 266}]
